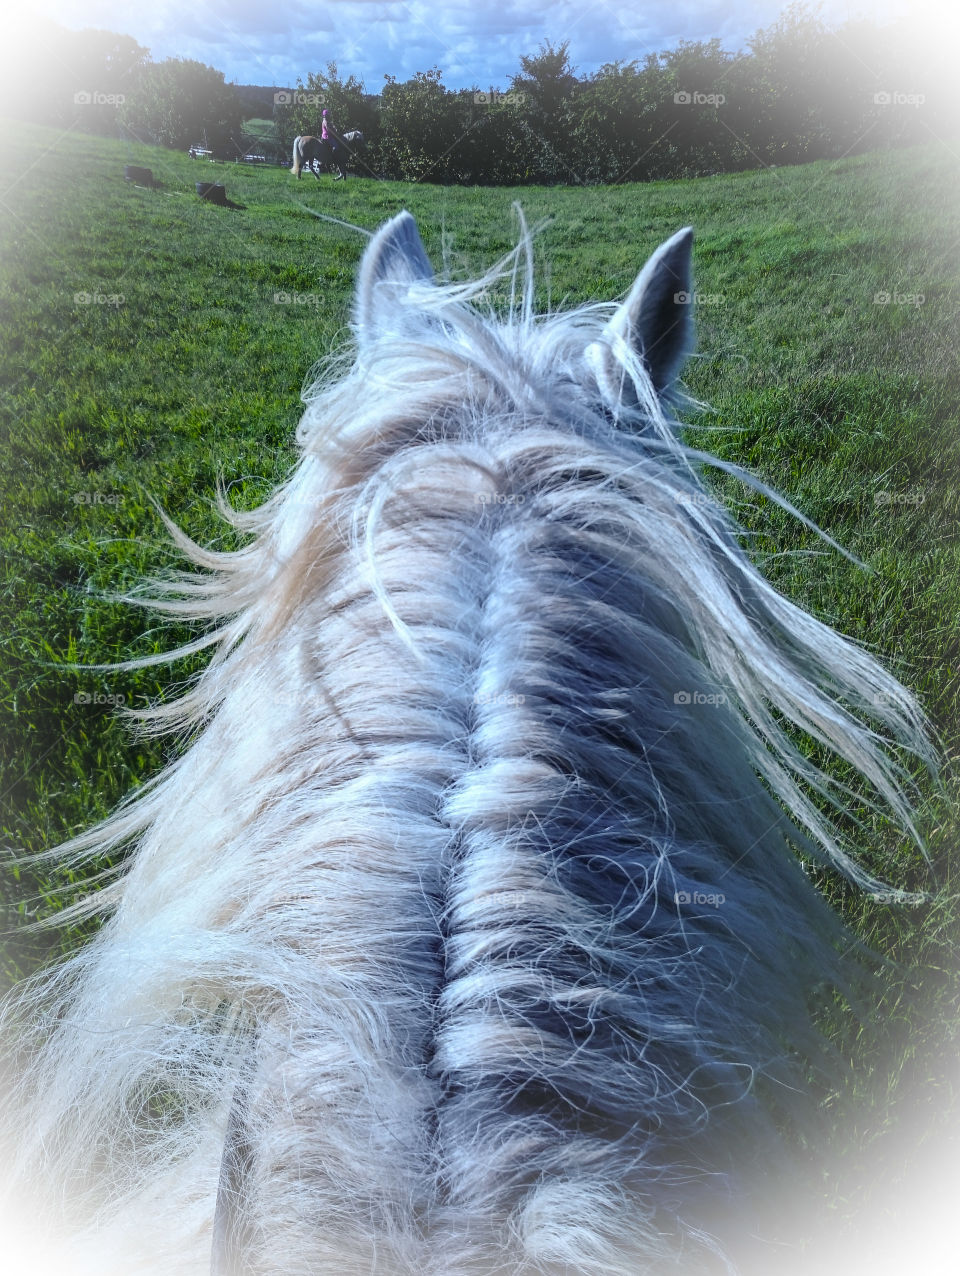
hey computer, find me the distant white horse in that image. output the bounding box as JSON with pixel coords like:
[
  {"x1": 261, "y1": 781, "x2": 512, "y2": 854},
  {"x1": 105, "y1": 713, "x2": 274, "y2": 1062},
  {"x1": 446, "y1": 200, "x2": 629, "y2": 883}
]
[{"x1": 0, "y1": 212, "x2": 934, "y2": 1275}]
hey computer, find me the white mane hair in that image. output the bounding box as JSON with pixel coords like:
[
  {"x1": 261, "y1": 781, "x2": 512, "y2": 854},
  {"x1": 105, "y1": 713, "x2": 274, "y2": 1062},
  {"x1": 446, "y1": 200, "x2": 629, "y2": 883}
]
[{"x1": 0, "y1": 211, "x2": 935, "y2": 1275}]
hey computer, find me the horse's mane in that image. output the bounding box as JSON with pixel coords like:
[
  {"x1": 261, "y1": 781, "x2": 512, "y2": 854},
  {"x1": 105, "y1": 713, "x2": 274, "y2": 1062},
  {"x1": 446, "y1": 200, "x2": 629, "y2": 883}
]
[
  {"x1": 0, "y1": 212, "x2": 936, "y2": 1275},
  {"x1": 51, "y1": 214, "x2": 931, "y2": 901}
]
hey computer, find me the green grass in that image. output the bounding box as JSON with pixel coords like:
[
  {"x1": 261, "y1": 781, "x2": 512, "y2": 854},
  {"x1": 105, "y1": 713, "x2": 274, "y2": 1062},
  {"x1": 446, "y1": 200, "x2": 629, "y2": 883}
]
[
  {"x1": 1, "y1": 120, "x2": 959, "y2": 1242},
  {"x1": 242, "y1": 118, "x2": 280, "y2": 153}
]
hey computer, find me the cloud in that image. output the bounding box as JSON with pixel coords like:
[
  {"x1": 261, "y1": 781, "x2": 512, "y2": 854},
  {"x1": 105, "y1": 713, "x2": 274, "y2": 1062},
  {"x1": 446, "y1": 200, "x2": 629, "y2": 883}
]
[{"x1": 29, "y1": 0, "x2": 940, "y2": 92}]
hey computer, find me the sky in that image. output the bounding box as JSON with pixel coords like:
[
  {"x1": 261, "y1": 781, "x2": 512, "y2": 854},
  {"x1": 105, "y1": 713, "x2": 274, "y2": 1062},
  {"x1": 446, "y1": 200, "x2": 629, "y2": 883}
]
[{"x1": 18, "y1": 0, "x2": 952, "y2": 92}]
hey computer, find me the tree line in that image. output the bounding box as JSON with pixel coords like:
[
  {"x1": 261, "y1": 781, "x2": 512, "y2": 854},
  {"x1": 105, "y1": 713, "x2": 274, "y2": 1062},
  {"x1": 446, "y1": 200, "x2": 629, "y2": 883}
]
[{"x1": 3, "y1": 6, "x2": 952, "y2": 184}]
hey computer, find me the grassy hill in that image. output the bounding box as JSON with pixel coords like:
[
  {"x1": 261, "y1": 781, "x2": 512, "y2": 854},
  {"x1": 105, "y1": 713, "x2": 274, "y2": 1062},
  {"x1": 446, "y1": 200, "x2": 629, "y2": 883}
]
[
  {"x1": 1, "y1": 119, "x2": 958, "y2": 1262},
  {"x1": 241, "y1": 117, "x2": 282, "y2": 157}
]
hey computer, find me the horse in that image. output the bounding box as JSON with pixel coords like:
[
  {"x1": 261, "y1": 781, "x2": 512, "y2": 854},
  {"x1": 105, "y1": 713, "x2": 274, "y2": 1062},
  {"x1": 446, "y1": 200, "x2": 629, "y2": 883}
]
[
  {"x1": 339, "y1": 130, "x2": 368, "y2": 174},
  {"x1": 0, "y1": 212, "x2": 935, "y2": 1276},
  {"x1": 291, "y1": 134, "x2": 346, "y2": 181}
]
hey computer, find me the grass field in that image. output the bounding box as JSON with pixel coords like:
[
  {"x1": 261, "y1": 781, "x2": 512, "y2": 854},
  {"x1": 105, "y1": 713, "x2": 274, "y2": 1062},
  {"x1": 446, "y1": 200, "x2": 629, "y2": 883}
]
[{"x1": 1, "y1": 120, "x2": 959, "y2": 1253}]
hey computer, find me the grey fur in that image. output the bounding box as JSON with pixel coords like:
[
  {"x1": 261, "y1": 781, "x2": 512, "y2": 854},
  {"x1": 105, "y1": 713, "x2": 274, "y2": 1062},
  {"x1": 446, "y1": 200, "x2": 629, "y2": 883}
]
[{"x1": 0, "y1": 211, "x2": 934, "y2": 1276}]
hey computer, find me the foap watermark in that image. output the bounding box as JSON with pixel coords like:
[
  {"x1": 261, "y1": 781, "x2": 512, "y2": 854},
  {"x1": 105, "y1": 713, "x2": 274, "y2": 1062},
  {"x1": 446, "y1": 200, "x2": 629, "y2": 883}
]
[
  {"x1": 476, "y1": 492, "x2": 526, "y2": 506},
  {"x1": 868, "y1": 891, "x2": 925, "y2": 906},
  {"x1": 874, "y1": 489, "x2": 925, "y2": 507},
  {"x1": 874, "y1": 290, "x2": 925, "y2": 307},
  {"x1": 74, "y1": 690, "x2": 125, "y2": 707},
  {"x1": 71, "y1": 491, "x2": 123, "y2": 507},
  {"x1": 74, "y1": 90, "x2": 125, "y2": 106},
  {"x1": 870, "y1": 690, "x2": 899, "y2": 710},
  {"x1": 274, "y1": 90, "x2": 325, "y2": 105},
  {"x1": 74, "y1": 291, "x2": 125, "y2": 307},
  {"x1": 474, "y1": 690, "x2": 526, "y2": 707},
  {"x1": 674, "y1": 289, "x2": 724, "y2": 306},
  {"x1": 674, "y1": 491, "x2": 724, "y2": 512},
  {"x1": 274, "y1": 291, "x2": 323, "y2": 307},
  {"x1": 286, "y1": 492, "x2": 327, "y2": 511},
  {"x1": 674, "y1": 890, "x2": 726, "y2": 907},
  {"x1": 873, "y1": 91, "x2": 925, "y2": 108},
  {"x1": 674, "y1": 690, "x2": 728, "y2": 706},
  {"x1": 471, "y1": 889, "x2": 526, "y2": 910},
  {"x1": 473, "y1": 89, "x2": 527, "y2": 107},
  {"x1": 674, "y1": 91, "x2": 725, "y2": 107}
]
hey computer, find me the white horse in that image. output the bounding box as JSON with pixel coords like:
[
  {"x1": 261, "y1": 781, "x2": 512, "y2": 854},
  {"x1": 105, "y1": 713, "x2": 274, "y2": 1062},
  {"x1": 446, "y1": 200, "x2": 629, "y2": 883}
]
[{"x1": 0, "y1": 212, "x2": 934, "y2": 1275}]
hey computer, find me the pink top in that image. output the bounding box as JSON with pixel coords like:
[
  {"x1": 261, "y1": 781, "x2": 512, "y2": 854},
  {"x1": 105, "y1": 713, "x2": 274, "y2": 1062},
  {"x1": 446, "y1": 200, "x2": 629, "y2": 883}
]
[{"x1": 321, "y1": 110, "x2": 330, "y2": 141}]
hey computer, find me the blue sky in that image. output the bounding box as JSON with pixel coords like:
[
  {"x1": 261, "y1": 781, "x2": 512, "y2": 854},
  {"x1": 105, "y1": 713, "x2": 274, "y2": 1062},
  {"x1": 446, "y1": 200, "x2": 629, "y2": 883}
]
[{"x1": 22, "y1": 0, "x2": 943, "y2": 91}]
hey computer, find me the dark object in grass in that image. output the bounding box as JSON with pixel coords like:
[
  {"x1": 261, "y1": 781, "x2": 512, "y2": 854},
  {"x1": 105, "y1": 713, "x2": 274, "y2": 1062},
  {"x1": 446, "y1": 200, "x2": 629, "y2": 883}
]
[
  {"x1": 196, "y1": 182, "x2": 228, "y2": 205},
  {"x1": 123, "y1": 165, "x2": 155, "y2": 186}
]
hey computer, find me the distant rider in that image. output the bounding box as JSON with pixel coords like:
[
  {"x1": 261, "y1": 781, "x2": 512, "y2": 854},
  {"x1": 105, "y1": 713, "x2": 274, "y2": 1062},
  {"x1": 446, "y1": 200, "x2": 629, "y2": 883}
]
[{"x1": 321, "y1": 108, "x2": 347, "y2": 180}]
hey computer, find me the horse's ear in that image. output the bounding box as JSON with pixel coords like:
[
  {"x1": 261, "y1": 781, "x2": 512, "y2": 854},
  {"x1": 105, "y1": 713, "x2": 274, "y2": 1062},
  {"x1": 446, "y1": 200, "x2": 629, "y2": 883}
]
[
  {"x1": 589, "y1": 226, "x2": 694, "y2": 405},
  {"x1": 355, "y1": 211, "x2": 434, "y2": 342}
]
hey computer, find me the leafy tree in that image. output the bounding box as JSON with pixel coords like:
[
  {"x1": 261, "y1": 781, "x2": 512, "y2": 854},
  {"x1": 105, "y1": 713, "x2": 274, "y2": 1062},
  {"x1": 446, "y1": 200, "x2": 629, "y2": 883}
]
[
  {"x1": 740, "y1": 3, "x2": 833, "y2": 163},
  {"x1": 657, "y1": 40, "x2": 742, "y2": 176},
  {"x1": 0, "y1": 20, "x2": 148, "y2": 132},
  {"x1": 510, "y1": 41, "x2": 579, "y2": 181},
  {"x1": 377, "y1": 69, "x2": 468, "y2": 182},
  {"x1": 572, "y1": 60, "x2": 646, "y2": 183},
  {"x1": 120, "y1": 58, "x2": 241, "y2": 154}
]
